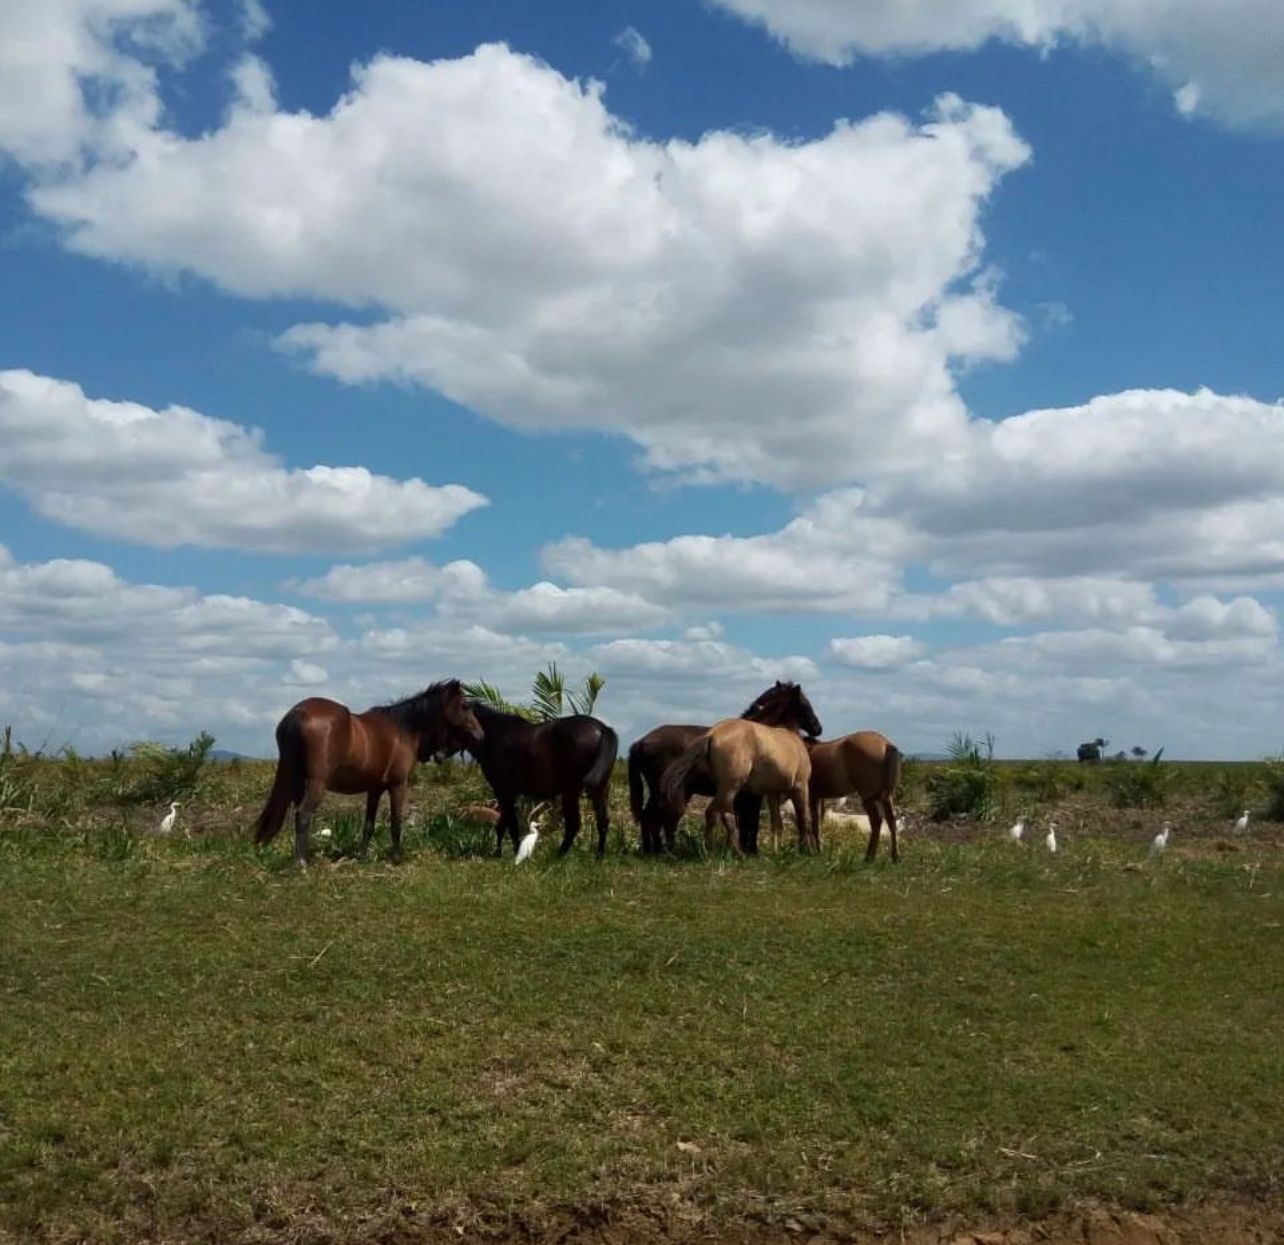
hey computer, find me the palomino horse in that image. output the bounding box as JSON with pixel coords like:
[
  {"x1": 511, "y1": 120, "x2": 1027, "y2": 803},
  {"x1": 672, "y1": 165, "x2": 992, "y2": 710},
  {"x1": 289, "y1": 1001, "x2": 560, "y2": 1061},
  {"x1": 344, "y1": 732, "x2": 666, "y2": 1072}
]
[
  {"x1": 661, "y1": 683, "x2": 822, "y2": 855},
  {"x1": 254, "y1": 680, "x2": 483, "y2": 866},
  {"x1": 626, "y1": 682, "x2": 802, "y2": 854},
  {"x1": 807, "y1": 731, "x2": 903, "y2": 862},
  {"x1": 463, "y1": 703, "x2": 619, "y2": 858}
]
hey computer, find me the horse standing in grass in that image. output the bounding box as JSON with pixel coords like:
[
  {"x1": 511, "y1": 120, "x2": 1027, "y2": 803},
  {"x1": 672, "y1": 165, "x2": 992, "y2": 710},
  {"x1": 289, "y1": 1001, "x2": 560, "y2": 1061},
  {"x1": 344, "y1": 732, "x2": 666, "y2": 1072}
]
[
  {"x1": 254, "y1": 680, "x2": 483, "y2": 866},
  {"x1": 806, "y1": 731, "x2": 903, "y2": 862},
  {"x1": 627, "y1": 682, "x2": 802, "y2": 854},
  {"x1": 661, "y1": 682, "x2": 822, "y2": 855},
  {"x1": 463, "y1": 703, "x2": 619, "y2": 858}
]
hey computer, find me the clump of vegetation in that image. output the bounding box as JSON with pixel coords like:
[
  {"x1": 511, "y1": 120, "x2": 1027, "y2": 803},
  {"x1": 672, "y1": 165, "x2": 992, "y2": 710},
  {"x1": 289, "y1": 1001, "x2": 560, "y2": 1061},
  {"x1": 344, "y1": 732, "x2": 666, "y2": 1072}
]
[
  {"x1": 1012, "y1": 758, "x2": 1081, "y2": 802},
  {"x1": 926, "y1": 731, "x2": 998, "y2": 821},
  {"x1": 464, "y1": 662, "x2": 604, "y2": 722},
  {"x1": 116, "y1": 732, "x2": 218, "y2": 805},
  {"x1": 1105, "y1": 746, "x2": 1168, "y2": 808}
]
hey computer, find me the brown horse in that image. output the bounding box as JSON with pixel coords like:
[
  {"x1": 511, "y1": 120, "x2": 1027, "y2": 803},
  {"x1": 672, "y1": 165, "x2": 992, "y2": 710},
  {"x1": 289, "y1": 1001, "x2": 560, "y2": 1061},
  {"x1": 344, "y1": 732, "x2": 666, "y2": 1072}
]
[
  {"x1": 807, "y1": 731, "x2": 903, "y2": 861},
  {"x1": 661, "y1": 683, "x2": 822, "y2": 855},
  {"x1": 465, "y1": 702, "x2": 619, "y2": 858},
  {"x1": 254, "y1": 679, "x2": 483, "y2": 865},
  {"x1": 626, "y1": 682, "x2": 800, "y2": 854}
]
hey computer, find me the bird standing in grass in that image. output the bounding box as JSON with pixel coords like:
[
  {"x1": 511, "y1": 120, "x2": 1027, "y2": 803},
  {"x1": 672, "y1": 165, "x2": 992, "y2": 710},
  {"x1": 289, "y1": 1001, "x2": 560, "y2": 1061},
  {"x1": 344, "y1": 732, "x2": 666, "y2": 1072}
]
[
  {"x1": 1007, "y1": 817, "x2": 1025, "y2": 842},
  {"x1": 1233, "y1": 809, "x2": 1250, "y2": 834},
  {"x1": 317, "y1": 826, "x2": 333, "y2": 842},
  {"x1": 1045, "y1": 822, "x2": 1058, "y2": 853},
  {"x1": 515, "y1": 811, "x2": 542, "y2": 864},
  {"x1": 1150, "y1": 823, "x2": 1171, "y2": 856},
  {"x1": 159, "y1": 802, "x2": 179, "y2": 835}
]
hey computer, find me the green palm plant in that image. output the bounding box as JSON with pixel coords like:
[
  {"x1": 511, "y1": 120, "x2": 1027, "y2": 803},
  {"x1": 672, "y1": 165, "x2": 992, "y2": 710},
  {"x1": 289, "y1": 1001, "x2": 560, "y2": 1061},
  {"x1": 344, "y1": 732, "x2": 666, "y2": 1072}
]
[{"x1": 464, "y1": 663, "x2": 604, "y2": 723}]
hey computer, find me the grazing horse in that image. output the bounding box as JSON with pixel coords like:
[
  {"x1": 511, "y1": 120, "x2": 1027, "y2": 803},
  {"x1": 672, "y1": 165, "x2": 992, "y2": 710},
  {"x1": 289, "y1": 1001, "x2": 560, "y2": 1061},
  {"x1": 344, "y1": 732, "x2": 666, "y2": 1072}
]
[
  {"x1": 465, "y1": 703, "x2": 619, "y2": 858},
  {"x1": 254, "y1": 680, "x2": 483, "y2": 866},
  {"x1": 661, "y1": 683, "x2": 822, "y2": 855},
  {"x1": 627, "y1": 682, "x2": 802, "y2": 854},
  {"x1": 807, "y1": 731, "x2": 903, "y2": 862}
]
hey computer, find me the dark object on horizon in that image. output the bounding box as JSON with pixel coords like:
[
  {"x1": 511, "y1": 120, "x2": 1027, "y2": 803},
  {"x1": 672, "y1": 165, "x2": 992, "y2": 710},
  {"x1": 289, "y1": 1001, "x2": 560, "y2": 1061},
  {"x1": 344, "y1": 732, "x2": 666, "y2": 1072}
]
[{"x1": 1077, "y1": 737, "x2": 1108, "y2": 763}]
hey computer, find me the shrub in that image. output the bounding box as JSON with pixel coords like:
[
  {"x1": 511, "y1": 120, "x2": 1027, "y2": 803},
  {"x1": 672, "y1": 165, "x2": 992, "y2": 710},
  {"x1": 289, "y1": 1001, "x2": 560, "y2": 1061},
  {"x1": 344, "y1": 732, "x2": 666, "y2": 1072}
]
[
  {"x1": 1105, "y1": 747, "x2": 1167, "y2": 808},
  {"x1": 119, "y1": 732, "x2": 217, "y2": 805},
  {"x1": 926, "y1": 732, "x2": 998, "y2": 822}
]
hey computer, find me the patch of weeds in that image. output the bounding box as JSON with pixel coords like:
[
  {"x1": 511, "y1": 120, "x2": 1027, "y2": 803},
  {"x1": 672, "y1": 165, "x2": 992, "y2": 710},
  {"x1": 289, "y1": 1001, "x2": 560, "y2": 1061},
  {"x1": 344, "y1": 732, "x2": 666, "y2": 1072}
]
[
  {"x1": 926, "y1": 732, "x2": 998, "y2": 821},
  {"x1": 1105, "y1": 748, "x2": 1168, "y2": 808}
]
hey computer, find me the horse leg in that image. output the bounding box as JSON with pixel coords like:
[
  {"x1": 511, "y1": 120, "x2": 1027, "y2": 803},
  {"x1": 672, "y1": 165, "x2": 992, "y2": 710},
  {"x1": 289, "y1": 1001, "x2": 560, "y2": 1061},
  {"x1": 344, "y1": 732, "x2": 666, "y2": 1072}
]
[
  {"x1": 862, "y1": 795, "x2": 883, "y2": 862},
  {"x1": 881, "y1": 795, "x2": 901, "y2": 863},
  {"x1": 592, "y1": 786, "x2": 610, "y2": 859},
  {"x1": 387, "y1": 784, "x2": 406, "y2": 863},
  {"x1": 810, "y1": 797, "x2": 823, "y2": 850},
  {"x1": 767, "y1": 796, "x2": 783, "y2": 853},
  {"x1": 558, "y1": 790, "x2": 582, "y2": 856},
  {"x1": 495, "y1": 799, "x2": 517, "y2": 857},
  {"x1": 357, "y1": 788, "x2": 382, "y2": 858},
  {"x1": 294, "y1": 780, "x2": 325, "y2": 867},
  {"x1": 790, "y1": 784, "x2": 812, "y2": 852}
]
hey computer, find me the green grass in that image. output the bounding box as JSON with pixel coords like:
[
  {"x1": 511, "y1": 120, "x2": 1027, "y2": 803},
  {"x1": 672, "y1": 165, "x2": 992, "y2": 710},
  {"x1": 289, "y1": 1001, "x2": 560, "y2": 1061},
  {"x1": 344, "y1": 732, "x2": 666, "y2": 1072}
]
[{"x1": 1, "y1": 820, "x2": 1282, "y2": 1243}]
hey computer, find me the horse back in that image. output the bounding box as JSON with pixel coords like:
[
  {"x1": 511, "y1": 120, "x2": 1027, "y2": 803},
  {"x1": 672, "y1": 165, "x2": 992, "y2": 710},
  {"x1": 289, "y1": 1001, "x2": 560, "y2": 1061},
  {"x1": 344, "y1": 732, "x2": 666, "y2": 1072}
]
[
  {"x1": 709, "y1": 718, "x2": 810, "y2": 788},
  {"x1": 811, "y1": 731, "x2": 897, "y2": 800}
]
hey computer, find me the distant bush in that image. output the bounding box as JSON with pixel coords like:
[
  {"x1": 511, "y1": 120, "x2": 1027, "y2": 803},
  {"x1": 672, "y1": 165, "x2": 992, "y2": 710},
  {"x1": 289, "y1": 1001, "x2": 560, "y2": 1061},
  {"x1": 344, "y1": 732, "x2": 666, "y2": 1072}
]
[
  {"x1": 118, "y1": 732, "x2": 217, "y2": 805},
  {"x1": 927, "y1": 732, "x2": 997, "y2": 821},
  {"x1": 1105, "y1": 748, "x2": 1167, "y2": 808},
  {"x1": 1260, "y1": 760, "x2": 1284, "y2": 822},
  {"x1": 1011, "y1": 760, "x2": 1081, "y2": 803}
]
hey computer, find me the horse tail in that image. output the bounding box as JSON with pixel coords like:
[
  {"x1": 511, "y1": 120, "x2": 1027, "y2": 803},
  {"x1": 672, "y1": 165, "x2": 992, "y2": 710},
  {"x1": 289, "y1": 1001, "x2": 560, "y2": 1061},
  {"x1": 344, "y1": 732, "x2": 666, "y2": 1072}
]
[
  {"x1": 585, "y1": 724, "x2": 619, "y2": 792},
  {"x1": 881, "y1": 740, "x2": 902, "y2": 799},
  {"x1": 255, "y1": 709, "x2": 305, "y2": 844},
  {"x1": 662, "y1": 734, "x2": 711, "y2": 821},
  {"x1": 627, "y1": 740, "x2": 647, "y2": 823}
]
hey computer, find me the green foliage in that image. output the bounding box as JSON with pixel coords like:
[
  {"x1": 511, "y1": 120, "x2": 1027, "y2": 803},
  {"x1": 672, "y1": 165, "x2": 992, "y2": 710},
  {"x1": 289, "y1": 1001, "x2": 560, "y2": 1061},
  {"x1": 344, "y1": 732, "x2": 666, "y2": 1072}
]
[
  {"x1": 926, "y1": 731, "x2": 998, "y2": 821},
  {"x1": 118, "y1": 732, "x2": 217, "y2": 805},
  {"x1": 1105, "y1": 746, "x2": 1168, "y2": 808},
  {"x1": 464, "y1": 662, "x2": 605, "y2": 723},
  {"x1": 1261, "y1": 758, "x2": 1284, "y2": 822}
]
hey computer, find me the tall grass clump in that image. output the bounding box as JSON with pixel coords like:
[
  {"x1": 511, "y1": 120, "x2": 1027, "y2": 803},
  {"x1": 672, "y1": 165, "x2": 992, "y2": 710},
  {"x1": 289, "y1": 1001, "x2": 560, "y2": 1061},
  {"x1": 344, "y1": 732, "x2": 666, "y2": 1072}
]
[
  {"x1": 1105, "y1": 747, "x2": 1168, "y2": 808},
  {"x1": 118, "y1": 731, "x2": 217, "y2": 805},
  {"x1": 926, "y1": 731, "x2": 998, "y2": 821}
]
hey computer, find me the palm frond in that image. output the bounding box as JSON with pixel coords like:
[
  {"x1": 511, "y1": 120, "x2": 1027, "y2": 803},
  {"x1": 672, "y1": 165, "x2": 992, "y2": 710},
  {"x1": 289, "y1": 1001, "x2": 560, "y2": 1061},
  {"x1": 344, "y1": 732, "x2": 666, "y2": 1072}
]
[
  {"x1": 530, "y1": 663, "x2": 566, "y2": 723},
  {"x1": 568, "y1": 671, "x2": 605, "y2": 717}
]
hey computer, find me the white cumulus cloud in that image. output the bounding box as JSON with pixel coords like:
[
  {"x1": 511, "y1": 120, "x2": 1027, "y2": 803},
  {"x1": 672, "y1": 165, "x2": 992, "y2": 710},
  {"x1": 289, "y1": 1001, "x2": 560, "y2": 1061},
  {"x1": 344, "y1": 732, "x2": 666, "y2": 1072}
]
[
  {"x1": 0, "y1": 369, "x2": 486, "y2": 554},
  {"x1": 709, "y1": 0, "x2": 1284, "y2": 129}
]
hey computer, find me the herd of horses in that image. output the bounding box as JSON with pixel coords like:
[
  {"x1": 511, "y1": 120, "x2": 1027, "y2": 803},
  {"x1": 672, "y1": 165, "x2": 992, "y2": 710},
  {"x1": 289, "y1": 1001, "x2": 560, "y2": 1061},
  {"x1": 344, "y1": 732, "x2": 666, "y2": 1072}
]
[{"x1": 254, "y1": 679, "x2": 902, "y2": 867}]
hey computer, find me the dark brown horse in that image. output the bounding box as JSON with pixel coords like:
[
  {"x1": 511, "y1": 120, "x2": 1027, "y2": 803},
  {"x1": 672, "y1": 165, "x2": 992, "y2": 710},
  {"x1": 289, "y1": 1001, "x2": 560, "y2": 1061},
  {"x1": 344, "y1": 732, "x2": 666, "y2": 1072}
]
[
  {"x1": 627, "y1": 683, "x2": 803, "y2": 854},
  {"x1": 661, "y1": 683, "x2": 823, "y2": 855},
  {"x1": 254, "y1": 679, "x2": 483, "y2": 865},
  {"x1": 465, "y1": 703, "x2": 619, "y2": 857},
  {"x1": 808, "y1": 731, "x2": 903, "y2": 861}
]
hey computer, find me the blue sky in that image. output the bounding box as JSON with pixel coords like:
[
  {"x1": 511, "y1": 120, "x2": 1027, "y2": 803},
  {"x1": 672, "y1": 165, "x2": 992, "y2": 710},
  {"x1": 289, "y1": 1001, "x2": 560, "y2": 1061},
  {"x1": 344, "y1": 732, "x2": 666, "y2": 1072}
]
[{"x1": 1, "y1": 0, "x2": 1282, "y2": 758}]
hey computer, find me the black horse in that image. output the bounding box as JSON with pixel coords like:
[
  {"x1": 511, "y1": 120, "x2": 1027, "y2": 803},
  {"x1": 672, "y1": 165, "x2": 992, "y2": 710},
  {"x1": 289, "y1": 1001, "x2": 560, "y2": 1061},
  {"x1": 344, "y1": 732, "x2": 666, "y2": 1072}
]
[
  {"x1": 463, "y1": 703, "x2": 619, "y2": 857},
  {"x1": 627, "y1": 682, "x2": 809, "y2": 854}
]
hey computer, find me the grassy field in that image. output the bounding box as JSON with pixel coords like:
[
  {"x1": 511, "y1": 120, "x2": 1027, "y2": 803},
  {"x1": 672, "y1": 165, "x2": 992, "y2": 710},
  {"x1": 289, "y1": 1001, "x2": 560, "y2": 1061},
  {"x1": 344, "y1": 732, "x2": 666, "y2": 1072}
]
[{"x1": 1, "y1": 748, "x2": 1283, "y2": 1243}]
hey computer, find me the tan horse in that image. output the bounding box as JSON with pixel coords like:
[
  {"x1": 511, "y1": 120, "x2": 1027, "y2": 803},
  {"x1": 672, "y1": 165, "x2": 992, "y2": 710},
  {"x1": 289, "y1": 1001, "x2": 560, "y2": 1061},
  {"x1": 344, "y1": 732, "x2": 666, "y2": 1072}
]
[
  {"x1": 661, "y1": 683, "x2": 822, "y2": 855},
  {"x1": 807, "y1": 731, "x2": 902, "y2": 861}
]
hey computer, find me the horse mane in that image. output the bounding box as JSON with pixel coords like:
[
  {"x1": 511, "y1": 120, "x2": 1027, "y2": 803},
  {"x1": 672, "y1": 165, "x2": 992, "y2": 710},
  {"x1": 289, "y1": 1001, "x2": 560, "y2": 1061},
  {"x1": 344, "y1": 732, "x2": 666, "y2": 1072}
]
[
  {"x1": 374, "y1": 680, "x2": 460, "y2": 732},
  {"x1": 739, "y1": 682, "x2": 798, "y2": 726}
]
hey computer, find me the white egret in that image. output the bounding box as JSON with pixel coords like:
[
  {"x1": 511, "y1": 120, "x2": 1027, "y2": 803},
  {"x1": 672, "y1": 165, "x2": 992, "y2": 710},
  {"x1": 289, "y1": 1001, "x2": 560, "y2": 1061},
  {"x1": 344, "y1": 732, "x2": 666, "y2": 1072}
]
[
  {"x1": 515, "y1": 809, "x2": 544, "y2": 864},
  {"x1": 1007, "y1": 817, "x2": 1025, "y2": 842},
  {"x1": 1045, "y1": 822, "x2": 1058, "y2": 853},
  {"x1": 159, "y1": 802, "x2": 179, "y2": 834},
  {"x1": 317, "y1": 826, "x2": 333, "y2": 841},
  {"x1": 1233, "y1": 809, "x2": 1250, "y2": 834},
  {"x1": 1150, "y1": 823, "x2": 1171, "y2": 856}
]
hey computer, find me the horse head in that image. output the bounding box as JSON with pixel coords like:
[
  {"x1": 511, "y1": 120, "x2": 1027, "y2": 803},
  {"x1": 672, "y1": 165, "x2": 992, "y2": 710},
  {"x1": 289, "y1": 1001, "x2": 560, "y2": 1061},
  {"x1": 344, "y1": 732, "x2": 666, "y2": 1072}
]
[
  {"x1": 416, "y1": 679, "x2": 483, "y2": 761},
  {"x1": 741, "y1": 681, "x2": 822, "y2": 738}
]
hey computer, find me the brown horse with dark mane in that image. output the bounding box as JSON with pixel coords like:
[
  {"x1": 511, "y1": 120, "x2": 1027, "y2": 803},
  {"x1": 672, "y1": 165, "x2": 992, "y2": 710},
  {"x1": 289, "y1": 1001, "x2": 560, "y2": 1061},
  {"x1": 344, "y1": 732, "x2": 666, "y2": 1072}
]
[
  {"x1": 254, "y1": 679, "x2": 483, "y2": 865},
  {"x1": 627, "y1": 683, "x2": 803, "y2": 854},
  {"x1": 464, "y1": 702, "x2": 619, "y2": 857},
  {"x1": 807, "y1": 730, "x2": 903, "y2": 861},
  {"x1": 661, "y1": 682, "x2": 822, "y2": 855}
]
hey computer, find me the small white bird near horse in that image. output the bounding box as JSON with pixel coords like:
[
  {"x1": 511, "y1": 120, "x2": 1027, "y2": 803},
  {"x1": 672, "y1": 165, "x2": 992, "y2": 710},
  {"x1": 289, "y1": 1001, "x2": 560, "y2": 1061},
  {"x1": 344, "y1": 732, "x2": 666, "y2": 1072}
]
[
  {"x1": 515, "y1": 805, "x2": 547, "y2": 865},
  {"x1": 1233, "y1": 809, "x2": 1250, "y2": 834},
  {"x1": 1045, "y1": 822, "x2": 1058, "y2": 853},
  {"x1": 1007, "y1": 817, "x2": 1025, "y2": 842},
  {"x1": 1150, "y1": 823, "x2": 1171, "y2": 856},
  {"x1": 159, "y1": 802, "x2": 180, "y2": 835}
]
